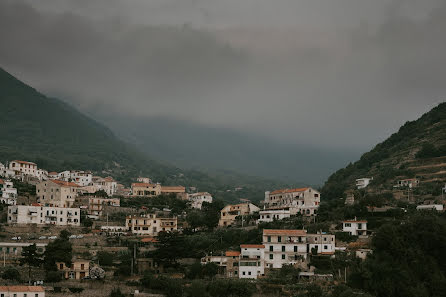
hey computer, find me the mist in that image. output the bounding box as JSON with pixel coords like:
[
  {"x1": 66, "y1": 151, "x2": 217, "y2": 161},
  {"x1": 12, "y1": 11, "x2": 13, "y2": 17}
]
[{"x1": 1, "y1": 0, "x2": 445, "y2": 183}]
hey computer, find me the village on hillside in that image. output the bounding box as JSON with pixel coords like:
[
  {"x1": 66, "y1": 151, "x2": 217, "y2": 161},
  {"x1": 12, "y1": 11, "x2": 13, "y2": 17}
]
[{"x1": 1, "y1": 158, "x2": 445, "y2": 297}]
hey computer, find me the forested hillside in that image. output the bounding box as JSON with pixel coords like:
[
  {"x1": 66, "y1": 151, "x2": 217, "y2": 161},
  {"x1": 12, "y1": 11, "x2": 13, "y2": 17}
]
[
  {"x1": 0, "y1": 67, "x2": 286, "y2": 202},
  {"x1": 322, "y1": 102, "x2": 446, "y2": 200}
]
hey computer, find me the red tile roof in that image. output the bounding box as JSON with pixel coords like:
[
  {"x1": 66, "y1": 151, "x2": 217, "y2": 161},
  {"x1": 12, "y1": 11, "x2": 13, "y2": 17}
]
[
  {"x1": 225, "y1": 251, "x2": 241, "y2": 257},
  {"x1": 0, "y1": 179, "x2": 4, "y2": 184},
  {"x1": 343, "y1": 220, "x2": 367, "y2": 223},
  {"x1": 263, "y1": 229, "x2": 307, "y2": 236},
  {"x1": 270, "y1": 187, "x2": 310, "y2": 195},
  {"x1": 50, "y1": 180, "x2": 80, "y2": 187},
  {"x1": 0, "y1": 286, "x2": 44, "y2": 292},
  {"x1": 10, "y1": 160, "x2": 37, "y2": 165},
  {"x1": 31, "y1": 203, "x2": 41, "y2": 207},
  {"x1": 141, "y1": 237, "x2": 159, "y2": 243},
  {"x1": 48, "y1": 172, "x2": 58, "y2": 175},
  {"x1": 240, "y1": 244, "x2": 265, "y2": 249}
]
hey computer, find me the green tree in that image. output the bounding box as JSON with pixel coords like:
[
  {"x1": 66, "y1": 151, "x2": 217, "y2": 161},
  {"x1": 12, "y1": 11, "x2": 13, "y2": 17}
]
[
  {"x1": 2, "y1": 267, "x2": 21, "y2": 282},
  {"x1": 110, "y1": 288, "x2": 126, "y2": 297},
  {"x1": 20, "y1": 243, "x2": 42, "y2": 283},
  {"x1": 45, "y1": 270, "x2": 62, "y2": 283},
  {"x1": 43, "y1": 230, "x2": 72, "y2": 272},
  {"x1": 97, "y1": 251, "x2": 114, "y2": 266}
]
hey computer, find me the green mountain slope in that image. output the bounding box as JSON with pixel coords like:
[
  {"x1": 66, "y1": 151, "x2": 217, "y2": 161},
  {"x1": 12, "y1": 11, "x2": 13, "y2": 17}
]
[
  {"x1": 322, "y1": 102, "x2": 446, "y2": 201},
  {"x1": 0, "y1": 67, "x2": 287, "y2": 202}
]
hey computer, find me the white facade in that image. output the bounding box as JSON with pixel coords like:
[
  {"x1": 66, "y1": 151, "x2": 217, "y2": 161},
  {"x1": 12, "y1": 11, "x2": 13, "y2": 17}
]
[
  {"x1": 395, "y1": 178, "x2": 419, "y2": 188},
  {"x1": 59, "y1": 170, "x2": 92, "y2": 186},
  {"x1": 258, "y1": 208, "x2": 291, "y2": 223},
  {"x1": 126, "y1": 214, "x2": 177, "y2": 236},
  {"x1": 264, "y1": 187, "x2": 320, "y2": 216},
  {"x1": 356, "y1": 249, "x2": 372, "y2": 260},
  {"x1": 8, "y1": 205, "x2": 81, "y2": 226},
  {"x1": 100, "y1": 226, "x2": 128, "y2": 236},
  {"x1": 92, "y1": 176, "x2": 117, "y2": 196},
  {"x1": 188, "y1": 192, "x2": 213, "y2": 209},
  {"x1": 307, "y1": 233, "x2": 336, "y2": 255},
  {"x1": 0, "y1": 179, "x2": 17, "y2": 205},
  {"x1": 343, "y1": 219, "x2": 367, "y2": 236},
  {"x1": 9, "y1": 160, "x2": 38, "y2": 178},
  {"x1": 263, "y1": 229, "x2": 308, "y2": 269},
  {"x1": 416, "y1": 204, "x2": 444, "y2": 211},
  {"x1": 356, "y1": 178, "x2": 373, "y2": 189},
  {"x1": 137, "y1": 177, "x2": 152, "y2": 184},
  {"x1": 239, "y1": 245, "x2": 265, "y2": 279},
  {"x1": 0, "y1": 163, "x2": 15, "y2": 179},
  {"x1": 0, "y1": 286, "x2": 45, "y2": 297},
  {"x1": 37, "y1": 169, "x2": 48, "y2": 181}
]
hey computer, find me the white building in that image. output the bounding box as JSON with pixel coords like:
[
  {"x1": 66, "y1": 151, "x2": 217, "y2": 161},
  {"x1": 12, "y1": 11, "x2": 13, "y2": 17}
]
[
  {"x1": 58, "y1": 170, "x2": 92, "y2": 186},
  {"x1": 343, "y1": 219, "x2": 367, "y2": 236},
  {"x1": 126, "y1": 214, "x2": 177, "y2": 236},
  {"x1": 356, "y1": 249, "x2": 372, "y2": 260},
  {"x1": 100, "y1": 226, "x2": 128, "y2": 236},
  {"x1": 88, "y1": 197, "x2": 120, "y2": 217},
  {"x1": 356, "y1": 178, "x2": 373, "y2": 189},
  {"x1": 92, "y1": 176, "x2": 117, "y2": 196},
  {"x1": 188, "y1": 192, "x2": 213, "y2": 209},
  {"x1": 9, "y1": 160, "x2": 40, "y2": 179},
  {"x1": 395, "y1": 178, "x2": 419, "y2": 188},
  {"x1": 219, "y1": 202, "x2": 260, "y2": 227},
  {"x1": 137, "y1": 177, "x2": 152, "y2": 184},
  {"x1": 0, "y1": 179, "x2": 17, "y2": 205},
  {"x1": 8, "y1": 204, "x2": 81, "y2": 226},
  {"x1": 264, "y1": 187, "x2": 320, "y2": 216},
  {"x1": 0, "y1": 286, "x2": 45, "y2": 297},
  {"x1": 37, "y1": 169, "x2": 48, "y2": 181},
  {"x1": 307, "y1": 233, "x2": 336, "y2": 255},
  {"x1": 416, "y1": 204, "x2": 444, "y2": 211},
  {"x1": 263, "y1": 229, "x2": 308, "y2": 269},
  {"x1": 258, "y1": 208, "x2": 291, "y2": 223},
  {"x1": 0, "y1": 163, "x2": 15, "y2": 178},
  {"x1": 239, "y1": 244, "x2": 265, "y2": 279},
  {"x1": 36, "y1": 180, "x2": 79, "y2": 208}
]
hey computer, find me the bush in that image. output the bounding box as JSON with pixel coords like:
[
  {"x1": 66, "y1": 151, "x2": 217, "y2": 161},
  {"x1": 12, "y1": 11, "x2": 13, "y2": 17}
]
[
  {"x1": 110, "y1": 288, "x2": 126, "y2": 297},
  {"x1": 2, "y1": 267, "x2": 21, "y2": 281},
  {"x1": 45, "y1": 271, "x2": 62, "y2": 283}
]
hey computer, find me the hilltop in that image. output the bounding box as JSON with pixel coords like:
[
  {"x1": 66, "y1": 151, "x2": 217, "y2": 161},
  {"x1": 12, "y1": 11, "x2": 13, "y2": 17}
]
[
  {"x1": 0, "y1": 67, "x2": 287, "y2": 202},
  {"x1": 322, "y1": 102, "x2": 446, "y2": 202}
]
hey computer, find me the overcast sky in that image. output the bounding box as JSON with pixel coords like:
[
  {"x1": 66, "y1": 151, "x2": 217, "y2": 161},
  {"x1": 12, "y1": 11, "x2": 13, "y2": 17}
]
[{"x1": 1, "y1": 0, "x2": 444, "y2": 151}]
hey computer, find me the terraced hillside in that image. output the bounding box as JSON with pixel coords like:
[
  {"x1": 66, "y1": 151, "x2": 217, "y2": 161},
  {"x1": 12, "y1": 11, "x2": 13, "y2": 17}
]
[{"x1": 322, "y1": 102, "x2": 446, "y2": 203}]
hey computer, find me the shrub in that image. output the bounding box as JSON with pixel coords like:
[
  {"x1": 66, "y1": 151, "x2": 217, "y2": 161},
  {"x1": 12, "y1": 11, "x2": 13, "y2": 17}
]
[{"x1": 2, "y1": 267, "x2": 21, "y2": 281}]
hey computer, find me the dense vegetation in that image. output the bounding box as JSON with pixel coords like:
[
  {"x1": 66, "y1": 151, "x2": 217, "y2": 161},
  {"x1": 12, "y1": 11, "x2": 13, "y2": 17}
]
[{"x1": 322, "y1": 102, "x2": 446, "y2": 200}]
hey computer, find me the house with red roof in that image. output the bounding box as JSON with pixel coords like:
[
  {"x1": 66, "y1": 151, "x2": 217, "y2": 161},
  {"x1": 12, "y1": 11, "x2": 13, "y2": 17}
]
[{"x1": 263, "y1": 187, "x2": 320, "y2": 217}]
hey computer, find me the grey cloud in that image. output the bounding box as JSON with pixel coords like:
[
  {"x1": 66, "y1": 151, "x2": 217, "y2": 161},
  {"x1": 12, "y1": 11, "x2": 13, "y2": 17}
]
[{"x1": 0, "y1": 0, "x2": 445, "y2": 153}]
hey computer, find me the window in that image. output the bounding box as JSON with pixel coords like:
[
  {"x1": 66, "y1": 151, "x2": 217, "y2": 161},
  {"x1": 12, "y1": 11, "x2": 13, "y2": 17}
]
[
  {"x1": 242, "y1": 271, "x2": 246, "y2": 275},
  {"x1": 282, "y1": 246, "x2": 285, "y2": 252},
  {"x1": 294, "y1": 246, "x2": 297, "y2": 252},
  {"x1": 269, "y1": 254, "x2": 273, "y2": 260},
  {"x1": 345, "y1": 223, "x2": 351, "y2": 227},
  {"x1": 282, "y1": 254, "x2": 285, "y2": 260},
  {"x1": 248, "y1": 271, "x2": 251, "y2": 275},
  {"x1": 324, "y1": 245, "x2": 328, "y2": 250},
  {"x1": 267, "y1": 236, "x2": 271, "y2": 242},
  {"x1": 269, "y1": 246, "x2": 273, "y2": 252},
  {"x1": 278, "y1": 236, "x2": 282, "y2": 243}
]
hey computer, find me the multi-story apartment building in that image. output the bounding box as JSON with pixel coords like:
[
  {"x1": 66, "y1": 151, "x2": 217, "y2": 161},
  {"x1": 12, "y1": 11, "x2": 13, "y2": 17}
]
[
  {"x1": 8, "y1": 160, "x2": 38, "y2": 177},
  {"x1": 0, "y1": 162, "x2": 15, "y2": 179},
  {"x1": 219, "y1": 202, "x2": 260, "y2": 227},
  {"x1": 188, "y1": 192, "x2": 213, "y2": 209},
  {"x1": 7, "y1": 204, "x2": 81, "y2": 226},
  {"x1": 0, "y1": 286, "x2": 45, "y2": 297},
  {"x1": 88, "y1": 197, "x2": 120, "y2": 217},
  {"x1": 263, "y1": 229, "x2": 308, "y2": 269},
  {"x1": 258, "y1": 208, "x2": 291, "y2": 223},
  {"x1": 58, "y1": 170, "x2": 92, "y2": 187},
  {"x1": 131, "y1": 183, "x2": 162, "y2": 197},
  {"x1": 225, "y1": 251, "x2": 240, "y2": 278},
  {"x1": 343, "y1": 219, "x2": 367, "y2": 236},
  {"x1": 239, "y1": 245, "x2": 265, "y2": 279},
  {"x1": 126, "y1": 214, "x2": 177, "y2": 236},
  {"x1": 264, "y1": 187, "x2": 320, "y2": 216},
  {"x1": 395, "y1": 178, "x2": 419, "y2": 188},
  {"x1": 92, "y1": 176, "x2": 117, "y2": 196},
  {"x1": 36, "y1": 180, "x2": 79, "y2": 207},
  {"x1": 0, "y1": 179, "x2": 17, "y2": 205},
  {"x1": 57, "y1": 260, "x2": 90, "y2": 280},
  {"x1": 306, "y1": 233, "x2": 336, "y2": 255}
]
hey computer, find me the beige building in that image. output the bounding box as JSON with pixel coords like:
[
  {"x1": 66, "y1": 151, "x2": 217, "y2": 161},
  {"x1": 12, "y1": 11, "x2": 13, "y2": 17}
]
[
  {"x1": 131, "y1": 183, "x2": 162, "y2": 197},
  {"x1": 0, "y1": 286, "x2": 45, "y2": 297},
  {"x1": 88, "y1": 197, "x2": 120, "y2": 217},
  {"x1": 161, "y1": 186, "x2": 186, "y2": 198},
  {"x1": 57, "y1": 260, "x2": 90, "y2": 280},
  {"x1": 264, "y1": 187, "x2": 320, "y2": 216},
  {"x1": 126, "y1": 214, "x2": 177, "y2": 236},
  {"x1": 8, "y1": 204, "x2": 80, "y2": 226},
  {"x1": 36, "y1": 180, "x2": 79, "y2": 207},
  {"x1": 218, "y1": 202, "x2": 260, "y2": 227}
]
